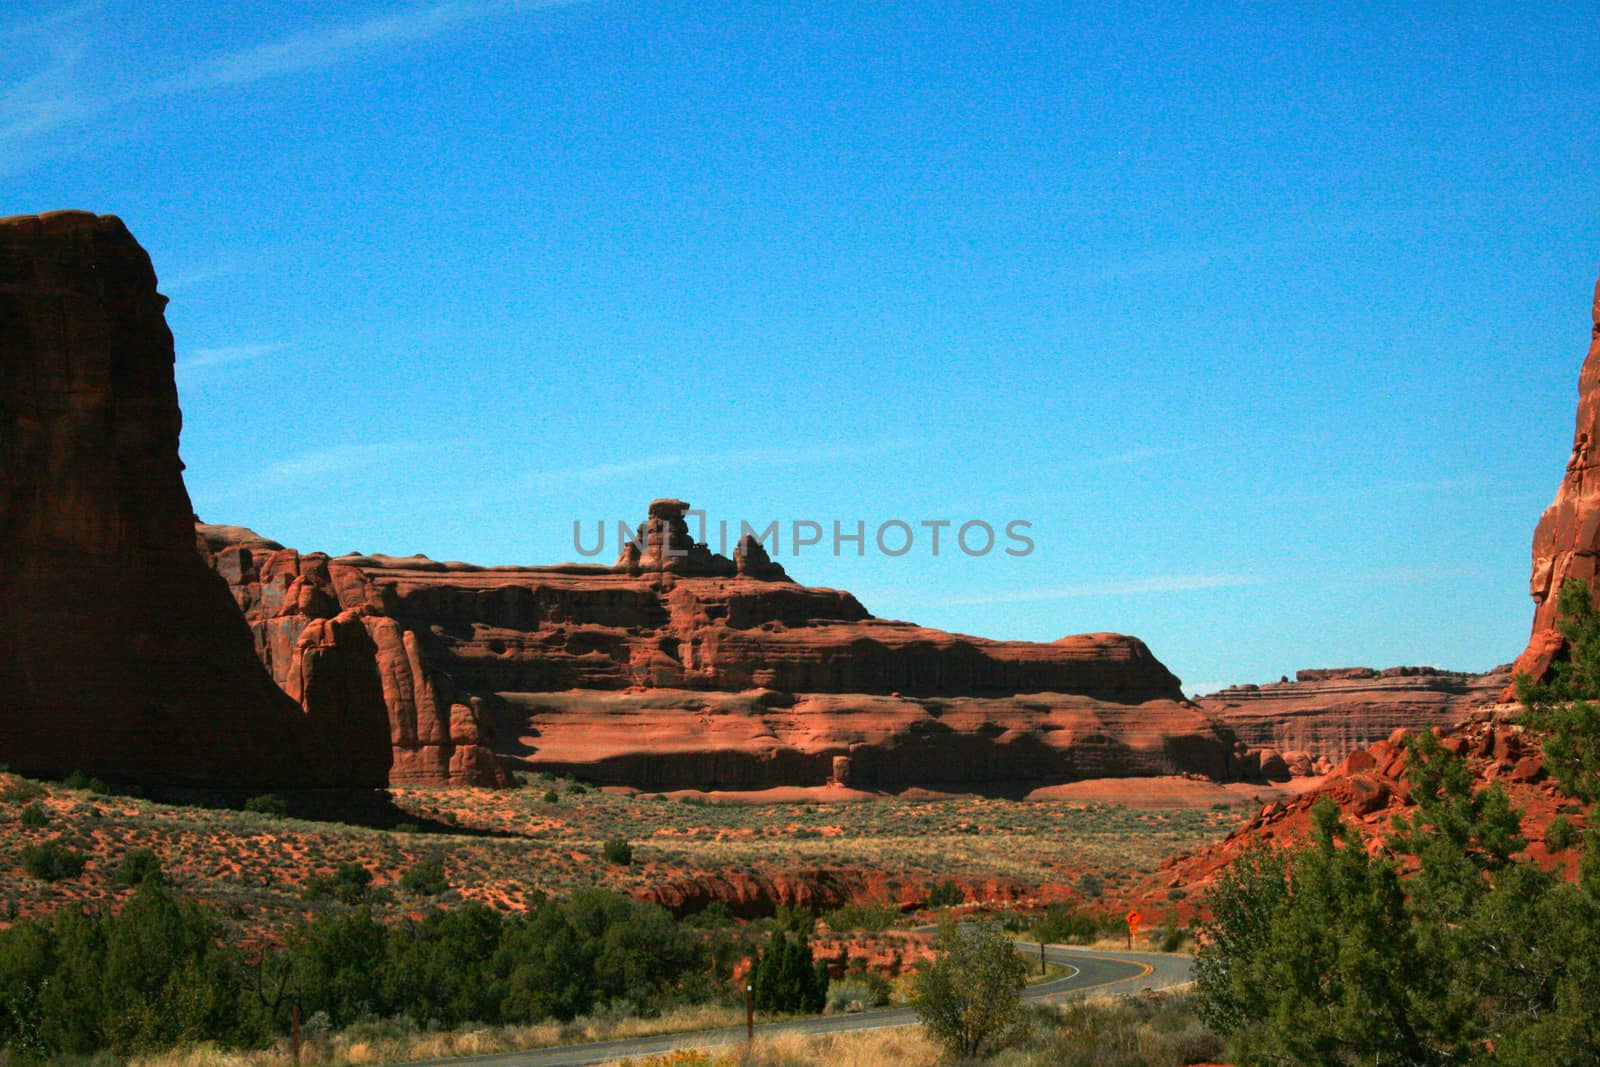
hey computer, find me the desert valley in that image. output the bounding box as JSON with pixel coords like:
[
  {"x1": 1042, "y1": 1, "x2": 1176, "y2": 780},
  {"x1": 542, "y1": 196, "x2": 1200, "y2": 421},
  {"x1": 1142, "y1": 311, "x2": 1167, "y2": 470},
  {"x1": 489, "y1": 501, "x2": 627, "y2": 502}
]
[{"x1": 2, "y1": 4, "x2": 1598, "y2": 1066}]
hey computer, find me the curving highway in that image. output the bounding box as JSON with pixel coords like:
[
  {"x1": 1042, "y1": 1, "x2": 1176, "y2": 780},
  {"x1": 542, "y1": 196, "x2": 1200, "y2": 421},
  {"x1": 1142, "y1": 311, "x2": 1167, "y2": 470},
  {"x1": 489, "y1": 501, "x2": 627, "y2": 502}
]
[{"x1": 409, "y1": 943, "x2": 1193, "y2": 1067}]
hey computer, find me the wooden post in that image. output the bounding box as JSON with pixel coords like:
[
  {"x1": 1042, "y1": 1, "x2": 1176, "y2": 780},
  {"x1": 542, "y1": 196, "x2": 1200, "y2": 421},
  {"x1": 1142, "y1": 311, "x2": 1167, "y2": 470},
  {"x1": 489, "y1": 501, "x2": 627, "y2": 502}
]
[
  {"x1": 745, "y1": 982, "x2": 754, "y2": 1043},
  {"x1": 291, "y1": 1002, "x2": 301, "y2": 1066},
  {"x1": 1039, "y1": 940, "x2": 1046, "y2": 975}
]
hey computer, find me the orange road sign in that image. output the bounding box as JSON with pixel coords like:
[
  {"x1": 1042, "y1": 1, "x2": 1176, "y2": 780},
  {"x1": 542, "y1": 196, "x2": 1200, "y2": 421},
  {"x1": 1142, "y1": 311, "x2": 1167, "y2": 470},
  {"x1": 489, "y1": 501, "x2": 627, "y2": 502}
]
[{"x1": 1126, "y1": 909, "x2": 1141, "y2": 928}]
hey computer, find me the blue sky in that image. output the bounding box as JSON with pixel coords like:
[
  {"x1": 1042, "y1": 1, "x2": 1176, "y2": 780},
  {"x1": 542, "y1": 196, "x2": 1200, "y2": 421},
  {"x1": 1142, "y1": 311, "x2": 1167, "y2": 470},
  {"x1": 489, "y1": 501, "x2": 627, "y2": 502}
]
[{"x1": 3, "y1": 1, "x2": 1597, "y2": 693}]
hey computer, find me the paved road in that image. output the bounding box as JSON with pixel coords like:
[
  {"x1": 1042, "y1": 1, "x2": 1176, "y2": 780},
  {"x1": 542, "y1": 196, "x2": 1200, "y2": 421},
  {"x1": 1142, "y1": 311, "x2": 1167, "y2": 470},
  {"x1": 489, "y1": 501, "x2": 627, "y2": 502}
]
[{"x1": 411, "y1": 944, "x2": 1193, "y2": 1067}]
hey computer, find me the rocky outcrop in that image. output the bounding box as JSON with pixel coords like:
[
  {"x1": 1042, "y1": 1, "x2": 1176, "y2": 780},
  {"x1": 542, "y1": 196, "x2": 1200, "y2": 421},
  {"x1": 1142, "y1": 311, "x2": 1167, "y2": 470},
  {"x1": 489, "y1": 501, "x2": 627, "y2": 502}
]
[
  {"x1": 1151, "y1": 718, "x2": 1574, "y2": 906},
  {"x1": 0, "y1": 211, "x2": 389, "y2": 788},
  {"x1": 1199, "y1": 666, "x2": 1509, "y2": 777},
  {"x1": 201, "y1": 501, "x2": 1248, "y2": 790},
  {"x1": 194, "y1": 527, "x2": 507, "y2": 787},
  {"x1": 1510, "y1": 272, "x2": 1600, "y2": 694}
]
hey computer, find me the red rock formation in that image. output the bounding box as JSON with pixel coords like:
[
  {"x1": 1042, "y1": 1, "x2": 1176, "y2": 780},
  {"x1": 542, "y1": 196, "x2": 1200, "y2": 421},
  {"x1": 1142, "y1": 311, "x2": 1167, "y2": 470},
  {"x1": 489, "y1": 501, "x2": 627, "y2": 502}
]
[
  {"x1": 195, "y1": 526, "x2": 507, "y2": 787},
  {"x1": 1510, "y1": 272, "x2": 1600, "y2": 694},
  {"x1": 201, "y1": 502, "x2": 1246, "y2": 790},
  {"x1": 0, "y1": 211, "x2": 389, "y2": 788},
  {"x1": 1149, "y1": 718, "x2": 1578, "y2": 908},
  {"x1": 1199, "y1": 665, "x2": 1509, "y2": 776}
]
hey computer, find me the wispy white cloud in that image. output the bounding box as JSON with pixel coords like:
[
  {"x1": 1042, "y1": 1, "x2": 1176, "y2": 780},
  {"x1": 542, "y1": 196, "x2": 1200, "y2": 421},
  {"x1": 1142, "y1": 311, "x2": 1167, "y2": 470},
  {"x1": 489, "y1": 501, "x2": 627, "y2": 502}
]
[
  {"x1": 0, "y1": 0, "x2": 595, "y2": 158},
  {"x1": 177, "y1": 342, "x2": 289, "y2": 372},
  {"x1": 943, "y1": 573, "x2": 1264, "y2": 606},
  {"x1": 511, "y1": 439, "x2": 918, "y2": 492},
  {"x1": 258, "y1": 441, "x2": 435, "y2": 489},
  {"x1": 0, "y1": 42, "x2": 94, "y2": 143},
  {"x1": 0, "y1": 1, "x2": 106, "y2": 40}
]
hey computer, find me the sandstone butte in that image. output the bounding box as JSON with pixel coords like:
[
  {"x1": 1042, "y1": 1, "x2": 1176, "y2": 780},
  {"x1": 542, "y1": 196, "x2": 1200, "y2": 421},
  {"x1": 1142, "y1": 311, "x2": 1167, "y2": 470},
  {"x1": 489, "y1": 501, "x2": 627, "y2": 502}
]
[
  {"x1": 1, "y1": 208, "x2": 1513, "y2": 795},
  {"x1": 199, "y1": 498, "x2": 1255, "y2": 790},
  {"x1": 1509, "y1": 271, "x2": 1600, "y2": 695},
  {"x1": 0, "y1": 211, "x2": 390, "y2": 788}
]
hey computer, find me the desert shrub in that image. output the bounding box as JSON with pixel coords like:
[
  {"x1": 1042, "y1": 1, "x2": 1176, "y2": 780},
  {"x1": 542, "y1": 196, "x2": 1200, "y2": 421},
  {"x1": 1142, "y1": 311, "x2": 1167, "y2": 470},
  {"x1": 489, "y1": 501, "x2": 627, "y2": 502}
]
[
  {"x1": 113, "y1": 848, "x2": 163, "y2": 886},
  {"x1": 1075, "y1": 870, "x2": 1104, "y2": 900},
  {"x1": 22, "y1": 840, "x2": 88, "y2": 882},
  {"x1": 823, "y1": 901, "x2": 899, "y2": 933},
  {"x1": 543, "y1": 789, "x2": 560, "y2": 803},
  {"x1": 683, "y1": 901, "x2": 736, "y2": 929},
  {"x1": 925, "y1": 879, "x2": 964, "y2": 908},
  {"x1": 303, "y1": 862, "x2": 374, "y2": 904},
  {"x1": 912, "y1": 920, "x2": 1028, "y2": 1060},
  {"x1": 61, "y1": 769, "x2": 90, "y2": 790},
  {"x1": 242, "y1": 793, "x2": 288, "y2": 816},
  {"x1": 1, "y1": 779, "x2": 46, "y2": 805},
  {"x1": 1548, "y1": 813, "x2": 1578, "y2": 853},
  {"x1": 1032, "y1": 905, "x2": 1114, "y2": 945},
  {"x1": 827, "y1": 973, "x2": 891, "y2": 1012},
  {"x1": 1017, "y1": 993, "x2": 1222, "y2": 1067},
  {"x1": 18, "y1": 802, "x2": 47, "y2": 828},
  {"x1": 399, "y1": 853, "x2": 449, "y2": 896},
  {"x1": 602, "y1": 836, "x2": 634, "y2": 865}
]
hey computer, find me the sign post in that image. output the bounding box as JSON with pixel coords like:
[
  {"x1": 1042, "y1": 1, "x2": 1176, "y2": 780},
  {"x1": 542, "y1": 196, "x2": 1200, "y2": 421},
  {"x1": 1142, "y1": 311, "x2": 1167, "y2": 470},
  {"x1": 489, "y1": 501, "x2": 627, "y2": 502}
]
[{"x1": 1125, "y1": 909, "x2": 1141, "y2": 951}]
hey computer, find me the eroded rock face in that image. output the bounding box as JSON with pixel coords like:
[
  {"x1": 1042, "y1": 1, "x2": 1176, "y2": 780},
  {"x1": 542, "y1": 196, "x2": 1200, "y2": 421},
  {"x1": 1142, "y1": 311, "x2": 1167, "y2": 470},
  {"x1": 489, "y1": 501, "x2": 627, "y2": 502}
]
[
  {"x1": 0, "y1": 211, "x2": 389, "y2": 787},
  {"x1": 1511, "y1": 273, "x2": 1600, "y2": 694},
  {"x1": 201, "y1": 503, "x2": 1245, "y2": 790},
  {"x1": 1199, "y1": 666, "x2": 1508, "y2": 775},
  {"x1": 194, "y1": 527, "x2": 507, "y2": 787}
]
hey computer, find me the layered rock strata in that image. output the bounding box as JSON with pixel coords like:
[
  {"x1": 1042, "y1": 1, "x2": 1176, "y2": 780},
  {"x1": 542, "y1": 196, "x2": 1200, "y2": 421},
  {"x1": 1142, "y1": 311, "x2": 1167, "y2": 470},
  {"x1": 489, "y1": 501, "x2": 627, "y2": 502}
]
[
  {"x1": 1199, "y1": 665, "x2": 1508, "y2": 779},
  {"x1": 202, "y1": 500, "x2": 1247, "y2": 790}
]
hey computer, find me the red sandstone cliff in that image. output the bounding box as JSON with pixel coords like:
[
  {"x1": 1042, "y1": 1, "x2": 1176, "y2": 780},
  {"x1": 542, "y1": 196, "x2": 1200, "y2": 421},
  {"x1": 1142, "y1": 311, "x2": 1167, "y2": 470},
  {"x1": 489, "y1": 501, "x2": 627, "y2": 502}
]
[
  {"x1": 201, "y1": 499, "x2": 1247, "y2": 790},
  {"x1": 1199, "y1": 665, "x2": 1508, "y2": 780},
  {"x1": 1510, "y1": 272, "x2": 1600, "y2": 694},
  {"x1": 194, "y1": 526, "x2": 507, "y2": 787},
  {"x1": 0, "y1": 211, "x2": 390, "y2": 788}
]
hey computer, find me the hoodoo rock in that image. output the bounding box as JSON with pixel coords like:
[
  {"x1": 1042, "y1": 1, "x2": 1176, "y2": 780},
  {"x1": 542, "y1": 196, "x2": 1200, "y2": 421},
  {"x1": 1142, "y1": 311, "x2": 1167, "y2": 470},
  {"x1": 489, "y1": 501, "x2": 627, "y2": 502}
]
[
  {"x1": 1199, "y1": 665, "x2": 1509, "y2": 775},
  {"x1": 0, "y1": 211, "x2": 389, "y2": 788},
  {"x1": 1510, "y1": 272, "x2": 1600, "y2": 695},
  {"x1": 201, "y1": 504, "x2": 1250, "y2": 791}
]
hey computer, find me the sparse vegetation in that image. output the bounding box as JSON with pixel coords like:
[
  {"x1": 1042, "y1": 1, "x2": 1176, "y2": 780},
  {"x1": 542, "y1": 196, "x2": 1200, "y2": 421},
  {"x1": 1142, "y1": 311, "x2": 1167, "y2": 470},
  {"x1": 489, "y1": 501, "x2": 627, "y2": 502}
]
[
  {"x1": 925, "y1": 879, "x2": 964, "y2": 908},
  {"x1": 113, "y1": 847, "x2": 164, "y2": 886},
  {"x1": 399, "y1": 852, "x2": 449, "y2": 896},
  {"x1": 822, "y1": 900, "x2": 900, "y2": 933},
  {"x1": 17, "y1": 802, "x2": 47, "y2": 828},
  {"x1": 1031, "y1": 904, "x2": 1119, "y2": 945},
  {"x1": 243, "y1": 793, "x2": 288, "y2": 816},
  {"x1": 21, "y1": 840, "x2": 88, "y2": 882},
  {"x1": 1548, "y1": 813, "x2": 1578, "y2": 853},
  {"x1": 603, "y1": 835, "x2": 635, "y2": 865},
  {"x1": 303, "y1": 862, "x2": 375, "y2": 904}
]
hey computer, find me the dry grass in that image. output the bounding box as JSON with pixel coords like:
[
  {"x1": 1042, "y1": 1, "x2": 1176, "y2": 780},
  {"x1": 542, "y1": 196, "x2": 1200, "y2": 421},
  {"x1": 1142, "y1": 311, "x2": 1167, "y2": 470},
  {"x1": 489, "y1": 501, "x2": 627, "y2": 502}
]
[
  {"x1": 0, "y1": 770, "x2": 1238, "y2": 940},
  {"x1": 599, "y1": 1026, "x2": 942, "y2": 1067},
  {"x1": 126, "y1": 1005, "x2": 749, "y2": 1067}
]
